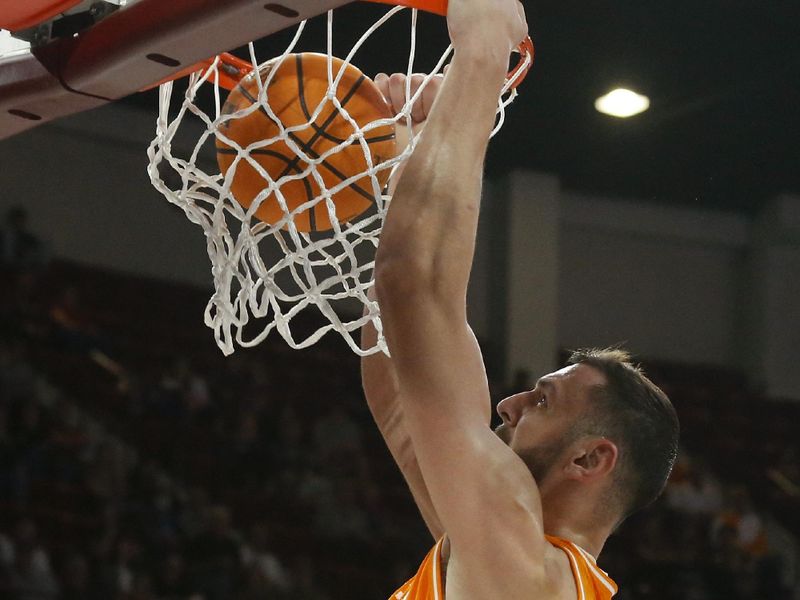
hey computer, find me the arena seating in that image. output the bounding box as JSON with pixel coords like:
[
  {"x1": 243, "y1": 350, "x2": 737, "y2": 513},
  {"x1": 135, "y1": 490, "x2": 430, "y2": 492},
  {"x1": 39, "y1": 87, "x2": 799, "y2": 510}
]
[{"x1": 1, "y1": 260, "x2": 796, "y2": 599}]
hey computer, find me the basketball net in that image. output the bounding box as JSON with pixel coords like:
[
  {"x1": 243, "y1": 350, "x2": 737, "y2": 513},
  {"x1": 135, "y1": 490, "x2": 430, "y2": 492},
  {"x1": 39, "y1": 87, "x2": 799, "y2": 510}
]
[{"x1": 147, "y1": 6, "x2": 531, "y2": 356}]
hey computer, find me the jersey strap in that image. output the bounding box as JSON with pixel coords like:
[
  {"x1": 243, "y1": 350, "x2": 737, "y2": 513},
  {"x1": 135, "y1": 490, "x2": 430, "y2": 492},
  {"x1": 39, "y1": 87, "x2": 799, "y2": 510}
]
[
  {"x1": 389, "y1": 537, "x2": 444, "y2": 600},
  {"x1": 388, "y1": 535, "x2": 617, "y2": 600},
  {"x1": 545, "y1": 535, "x2": 618, "y2": 599}
]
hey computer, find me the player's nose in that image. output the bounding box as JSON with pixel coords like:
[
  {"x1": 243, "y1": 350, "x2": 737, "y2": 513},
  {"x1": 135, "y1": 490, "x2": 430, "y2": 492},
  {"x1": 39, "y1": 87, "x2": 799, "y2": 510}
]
[{"x1": 496, "y1": 392, "x2": 526, "y2": 426}]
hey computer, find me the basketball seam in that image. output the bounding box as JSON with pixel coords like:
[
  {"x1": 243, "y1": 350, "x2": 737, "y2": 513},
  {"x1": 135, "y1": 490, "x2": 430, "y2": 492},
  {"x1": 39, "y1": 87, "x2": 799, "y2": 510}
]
[
  {"x1": 281, "y1": 55, "x2": 367, "y2": 178},
  {"x1": 296, "y1": 53, "x2": 358, "y2": 146},
  {"x1": 361, "y1": 133, "x2": 396, "y2": 144},
  {"x1": 227, "y1": 53, "x2": 386, "y2": 232}
]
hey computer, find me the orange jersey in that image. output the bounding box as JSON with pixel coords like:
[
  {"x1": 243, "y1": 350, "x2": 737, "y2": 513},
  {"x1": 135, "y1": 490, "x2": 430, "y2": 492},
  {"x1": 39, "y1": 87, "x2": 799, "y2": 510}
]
[
  {"x1": 390, "y1": 538, "x2": 446, "y2": 600},
  {"x1": 546, "y1": 535, "x2": 618, "y2": 600},
  {"x1": 389, "y1": 535, "x2": 617, "y2": 600}
]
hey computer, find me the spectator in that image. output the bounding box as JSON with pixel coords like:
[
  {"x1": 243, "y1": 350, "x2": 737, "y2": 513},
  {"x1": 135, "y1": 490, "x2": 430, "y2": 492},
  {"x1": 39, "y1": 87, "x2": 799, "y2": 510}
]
[
  {"x1": 85, "y1": 439, "x2": 128, "y2": 504},
  {"x1": 312, "y1": 404, "x2": 362, "y2": 462},
  {"x1": 271, "y1": 404, "x2": 308, "y2": 483},
  {"x1": 49, "y1": 286, "x2": 100, "y2": 353},
  {"x1": 313, "y1": 478, "x2": 370, "y2": 542},
  {"x1": 706, "y1": 524, "x2": 750, "y2": 599},
  {"x1": 298, "y1": 464, "x2": 335, "y2": 512},
  {"x1": 177, "y1": 487, "x2": 211, "y2": 540},
  {"x1": 153, "y1": 551, "x2": 193, "y2": 600},
  {"x1": 0, "y1": 341, "x2": 39, "y2": 403},
  {"x1": 186, "y1": 506, "x2": 242, "y2": 600},
  {"x1": 289, "y1": 555, "x2": 331, "y2": 600},
  {"x1": 60, "y1": 552, "x2": 103, "y2": 600},
  {"x1": 241, "y1": 521, "x2": 291, "y2": 599},
  {"x1": 98, "y1": 535, "x2": 144, "y2": 598},
  {"x1": 0, "y1": 402, "x2": 14, "y2": 498},
  {"x1": 768, "y1": 446, "x2": 800, "y2": 499},
  {"x1": 128, "y1": 571, "x2": 157, "y2": 600},
  {"x1": 226, "y1": 412, "x2": 267, "y2": 488},
  {"x1": 8, "y1": 393, "x2": 49, "y2": 502},
  {"x1": 666, "y1": 458, "x2": 722, "y2": 517},
  {"x1": 45, "y1": 401, "x2": 88, "y2": 486},
  {"x1": 184, "y1": 369, "x2": 211, "y2": 417},
  {"x1": 0, "y1": 518, "x2": 60, "y2": 600},
  {"x1": 135, "y1": 470, "x2": 182, "y2": 548},
  {"x1": 712, "y1": 487, "x2": 769, "y2": 560}
]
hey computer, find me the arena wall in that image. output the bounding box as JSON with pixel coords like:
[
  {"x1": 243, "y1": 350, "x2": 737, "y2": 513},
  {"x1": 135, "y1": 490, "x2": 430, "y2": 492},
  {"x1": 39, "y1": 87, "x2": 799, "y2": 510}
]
[{"x1": 1, "y1": 103, "x2": 797, "y2": 398}]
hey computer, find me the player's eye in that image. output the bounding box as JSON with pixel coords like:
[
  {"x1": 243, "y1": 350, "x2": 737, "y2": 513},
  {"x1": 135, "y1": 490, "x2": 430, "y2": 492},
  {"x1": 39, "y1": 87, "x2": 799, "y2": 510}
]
[{"x1": 536, "y1": 395, "x2": 547, "y2": 408}]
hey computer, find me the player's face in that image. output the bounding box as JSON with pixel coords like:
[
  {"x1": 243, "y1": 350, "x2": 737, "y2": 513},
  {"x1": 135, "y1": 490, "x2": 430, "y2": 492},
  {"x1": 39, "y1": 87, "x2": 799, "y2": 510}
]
[{"x1": 495, "y1": 363, "x2": 606, "y2": 486}]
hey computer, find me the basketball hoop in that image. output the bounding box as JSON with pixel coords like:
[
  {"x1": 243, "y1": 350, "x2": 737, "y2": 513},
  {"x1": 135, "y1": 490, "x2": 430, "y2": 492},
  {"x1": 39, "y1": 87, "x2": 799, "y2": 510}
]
[{"x1": 147, "y1": 0, "x2": 533, "y2": 356}]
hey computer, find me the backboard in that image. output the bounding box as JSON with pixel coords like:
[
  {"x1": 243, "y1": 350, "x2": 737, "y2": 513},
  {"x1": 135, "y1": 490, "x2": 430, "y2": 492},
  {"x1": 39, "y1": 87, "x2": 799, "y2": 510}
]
[{"x1": 0, "y1": 0, "x2": 350, "y2": 140}]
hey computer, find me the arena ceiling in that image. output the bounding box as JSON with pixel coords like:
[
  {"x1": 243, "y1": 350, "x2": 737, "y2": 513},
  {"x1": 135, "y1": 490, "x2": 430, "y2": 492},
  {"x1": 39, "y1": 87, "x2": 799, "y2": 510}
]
[
  {"x1": 120, "y1": 0, "x2": 799, "y2": 215},
  {"x1": 505, "y1": 0, "x2": 800, "y2": 214}
]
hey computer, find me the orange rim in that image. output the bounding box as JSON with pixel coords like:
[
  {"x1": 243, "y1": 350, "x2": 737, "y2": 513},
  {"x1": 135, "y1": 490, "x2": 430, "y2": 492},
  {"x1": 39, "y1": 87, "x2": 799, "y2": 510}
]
[
  {"x1": 163, "y1": 0, "x2": 533, "y2": 92},
  {"x1": 142, "y1": 52, "x2": 253, "y2": 91},
  {"x1": 192, "y1": 40, "x2": 533, "y2": 94},
  {"x1": 368, "y1": 0, "x2": 534, "y2": 89},
  {"x1": 198, "y1": 53, "x2": 254, "y2": 91},
  {"x1": 367, "y1": 0, "x2": 448, "y2": 15},
  {"x1": 508, "y1": 35, "x2": 535, "y2": 90}
]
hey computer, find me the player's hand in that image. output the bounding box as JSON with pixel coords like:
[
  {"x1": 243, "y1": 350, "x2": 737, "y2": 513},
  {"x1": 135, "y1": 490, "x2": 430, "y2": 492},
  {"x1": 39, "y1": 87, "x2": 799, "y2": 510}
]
[
  {"x1": 375, "y1": 71, "x2": 444, "y2": 154},
  {"x1": 447, "y1": 0, "x2": 527, "y2": 60},
  {"x1": 375, "y1": 72, "x2": 443, "y2": 132},
  {"x1": 374, "y1": 71, "x2": 443, "y2": 189}
]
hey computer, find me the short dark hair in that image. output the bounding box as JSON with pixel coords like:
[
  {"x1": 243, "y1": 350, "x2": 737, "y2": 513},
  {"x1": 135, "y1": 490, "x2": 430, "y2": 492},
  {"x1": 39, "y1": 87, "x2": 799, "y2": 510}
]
[{"x1": 568, "y1": 348, "x2": 679, "y2": 519}]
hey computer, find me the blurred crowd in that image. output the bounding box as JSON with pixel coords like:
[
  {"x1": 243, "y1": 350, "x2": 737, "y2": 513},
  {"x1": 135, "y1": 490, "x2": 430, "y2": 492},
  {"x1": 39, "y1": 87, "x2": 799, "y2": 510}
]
[
  {"x1": 1, "y1": 206, "x2": 798, "y2": 599},
  {"x1": 603, "y1": 457, "x2": 792, "y2": 599},
  {"x1": 0, "y1": 335, "x2": 427, "y2": 599}
]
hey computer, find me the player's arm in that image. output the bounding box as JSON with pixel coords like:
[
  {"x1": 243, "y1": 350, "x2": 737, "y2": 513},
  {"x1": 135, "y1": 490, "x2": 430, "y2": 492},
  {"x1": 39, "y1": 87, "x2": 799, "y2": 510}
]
[
  {"x1": 374, "y1": 1, "x2": 552, "y2": 597},
  {"x1": 360, "y1": 297, "x2": 445, "y2": 540},
  {"x1": 361, "y1": 72, "x2": 447, "y2": 542}
]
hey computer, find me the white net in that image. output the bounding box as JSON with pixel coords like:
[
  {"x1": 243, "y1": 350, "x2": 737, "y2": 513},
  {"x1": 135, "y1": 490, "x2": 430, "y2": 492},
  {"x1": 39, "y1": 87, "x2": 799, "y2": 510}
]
[{"x1": 147, "y1": 6, "x2": 529, "y2": 356}]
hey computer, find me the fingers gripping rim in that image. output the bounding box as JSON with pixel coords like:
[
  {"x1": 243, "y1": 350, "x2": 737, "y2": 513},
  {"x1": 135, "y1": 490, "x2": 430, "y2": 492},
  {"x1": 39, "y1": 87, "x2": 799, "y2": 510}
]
[
  {"x1": 205, "y1": 38, "x2": 533, "y2": 94},
  {"x1": 183, "y1": 1, "x2": 533, "y2": 92},
  {"x1": 368, "y1": 0, "x2": 534, "y2": 90}
]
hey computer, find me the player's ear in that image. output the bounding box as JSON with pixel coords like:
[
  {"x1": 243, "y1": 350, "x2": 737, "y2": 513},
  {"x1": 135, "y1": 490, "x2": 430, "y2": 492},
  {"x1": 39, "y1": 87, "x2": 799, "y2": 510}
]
[{"x1": 566, "y1": 438, "x2": 618, "y2": 481}]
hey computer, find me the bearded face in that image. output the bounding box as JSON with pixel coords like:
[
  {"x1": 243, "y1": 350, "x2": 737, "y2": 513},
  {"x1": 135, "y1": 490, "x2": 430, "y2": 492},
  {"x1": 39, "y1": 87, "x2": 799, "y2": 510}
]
[
  {"x1": 494, "y1": 364, "x2": 606, "y2": 490},
  {"x1": 495, "y1": 421, "x2": 577, "y2": 486}
]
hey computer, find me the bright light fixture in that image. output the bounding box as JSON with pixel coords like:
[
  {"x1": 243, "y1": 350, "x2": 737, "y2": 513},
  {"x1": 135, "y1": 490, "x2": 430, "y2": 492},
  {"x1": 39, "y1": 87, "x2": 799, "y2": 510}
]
[{"x1": 595, "y1": 88, "x2": 650, "y2": 118}]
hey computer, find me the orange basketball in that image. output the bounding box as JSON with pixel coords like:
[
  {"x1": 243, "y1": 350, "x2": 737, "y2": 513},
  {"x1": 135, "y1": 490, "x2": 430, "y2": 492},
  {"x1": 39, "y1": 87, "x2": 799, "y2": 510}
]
[{"x1": 215, "y1": 53, "x2": 397, "y2": 233}]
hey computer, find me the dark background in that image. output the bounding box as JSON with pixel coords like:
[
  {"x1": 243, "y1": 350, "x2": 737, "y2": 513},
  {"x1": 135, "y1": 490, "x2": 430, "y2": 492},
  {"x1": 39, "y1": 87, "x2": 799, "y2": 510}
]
[{"x1": 122, "y1": 0, "x2": 800, "y2": 214}]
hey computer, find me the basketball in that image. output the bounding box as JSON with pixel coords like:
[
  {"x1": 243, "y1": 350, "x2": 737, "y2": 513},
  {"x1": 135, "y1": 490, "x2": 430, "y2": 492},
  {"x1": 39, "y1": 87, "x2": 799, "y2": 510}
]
[{"x1": 215, "y1": 53, "x2": 397, "y2": 233}]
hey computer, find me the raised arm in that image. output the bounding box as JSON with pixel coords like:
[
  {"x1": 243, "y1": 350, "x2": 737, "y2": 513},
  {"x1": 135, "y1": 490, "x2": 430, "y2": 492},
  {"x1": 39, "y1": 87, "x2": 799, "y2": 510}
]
[
  {"x1": 361, "y1": 72, "x2": 446, "y2": 541},
  {"x1": 361, "y1": 293, "x2": 445, "y2": 540},
  {"x1": 374, "y1": 1, "x2": 551, "y2": 597}
]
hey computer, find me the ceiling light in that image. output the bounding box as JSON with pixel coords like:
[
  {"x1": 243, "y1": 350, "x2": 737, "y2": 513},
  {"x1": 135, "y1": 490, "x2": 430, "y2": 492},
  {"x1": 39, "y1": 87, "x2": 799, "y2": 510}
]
[{"x1": 595, "y1": 88, "x2": 650, "y2": 118}]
